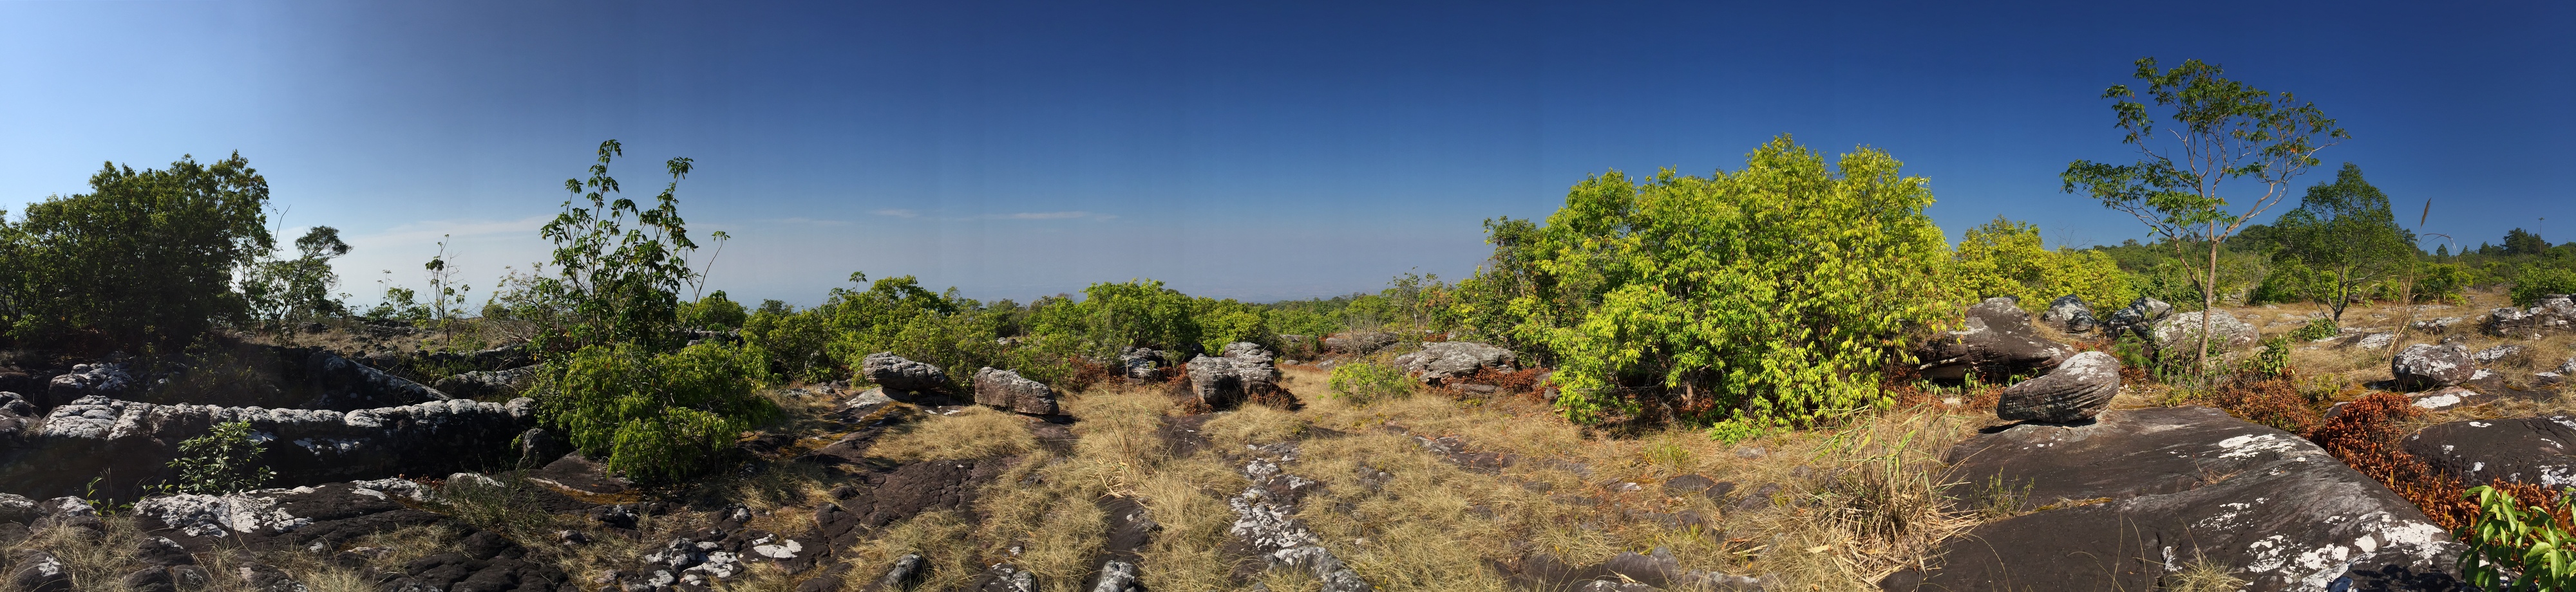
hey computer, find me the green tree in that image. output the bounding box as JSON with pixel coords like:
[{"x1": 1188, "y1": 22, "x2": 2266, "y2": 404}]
[
  {"x1": 680, "y1": 290, "x2": 749, "y2": 330},
  {"x1": 2274, "y1": 163, "x2": 2415, "y2": 321},
  {"x1": 2503, "y1": 228, "x2": 2549, "y2": 256},
  {"x1": 535, "y1": 140, "x2": 706, "y2": 352},
  {"x1": 2063, "y1": 57, "x2": 2346, "y2": 368},
  {"x1": 0, "y1": 154, "x2": 274, "y2": 347},
  {"x1": 1504, "y1": 136, "x2": 1959, "y2": 428},
  {"x1": 546, "y1": 341, "x2": 772, "y2": 481},
  {"x1": 243, "y1": 226, "x2": 354, "y2": 336}
]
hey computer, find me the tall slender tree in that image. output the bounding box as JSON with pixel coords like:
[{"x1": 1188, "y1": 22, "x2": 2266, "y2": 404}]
[{"x1": 2276, "y1": 163, "x2": 2414, "y2": 322}]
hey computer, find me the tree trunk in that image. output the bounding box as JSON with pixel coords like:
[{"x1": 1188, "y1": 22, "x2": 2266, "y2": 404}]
[{"x1": 2200, "y1": 233, "x2": 2219, "y2": 370}]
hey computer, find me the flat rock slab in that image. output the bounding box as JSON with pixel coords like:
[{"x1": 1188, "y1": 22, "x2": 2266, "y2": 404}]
[
  {"x1": 1893, "y1": 407, "x2": 2461, "y2": 592},
  {"x1": 2403, "y1": 415, "x2": 2576, "y2": 487}
]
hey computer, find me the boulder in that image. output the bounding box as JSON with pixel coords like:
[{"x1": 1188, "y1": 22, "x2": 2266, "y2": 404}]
[
  {"x1": 1993, "y1": 351, "x2": 2120, "y2": 423},
  {"x1": 2412, "y1": 317, "x2": 2466, "y2": 333},
  {"x1": 2391, "y1": 343, "x2": 2475, "y2": 391},
  {"x1": 0, "y1": 494, "x2": 33, "y2": 524},
  {"x1": 1889, "y1": 407, "x2": 2461, "y2": 591},
  {"x1": 971, "y1": 367, "x2": 1059, "y2": 416},
  {"x1": 9, "y1": 550, "x2": 70, "y2": 592},
  {"x1": 43, "y1": 362, "x2": 133, "y2": 409},
  {"x1": 2148, "y1": 310, "x2": 2258, "y2": 352},
  {"x1": 862, "y1": 353, "x2": 950, "y2": 393},
  {"x1": 1915, "y1": 297, "x2": 2074, "y2": 384},
  {"x1": 2036, "y1": 295, "x2": 2098, "y2": 333},
  {"x1": 430, "y1": 365, "x2": 537, "y2": 400},
  {"x1": 1392, "y1": 341, "x2": 1515, "y2": 385},
  {"x1": 1323, "y1": 331, "x2": 1399, "y2": 355},
  {"x1": 2101, "y1": 297, "x2": 2174, "y2": 342},
  {"x1": 0, "y1": 397, "x2": 536, "y2": 500},
  {"x1": 2401, "y1": 416, "x2": 2576, "y2": 487},
  {"x1": 303, "y1": 351, "x2": 453, "y2": 411},
  {"x1": 2472, "y1": 344, "x2": 2526, "y2": 364},
  {"x1": 1186, "y1": 344, "x2": 1282, "y2": 410},
  {"x1": 1117, "y1": 347, "x2": 1166, "y2": 383},
  {"x1": 2486, "y1": 294, "x2": 2576, "y2": 338}
]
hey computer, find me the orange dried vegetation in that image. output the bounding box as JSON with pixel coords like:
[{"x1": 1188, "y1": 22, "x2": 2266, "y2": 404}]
[{"x1": 2302, "y1": 392, "x2": 2477, "y2": 530}]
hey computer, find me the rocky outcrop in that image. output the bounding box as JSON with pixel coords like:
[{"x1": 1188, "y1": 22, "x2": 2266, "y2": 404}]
[
  {"x1": 1890, "y1": 407, "x2": 2461, "y2": 591},
  {"x1": 430, "y1": 365, "x2": 536, "y2": 400},
  {"x1": 303, "y1": 350, "x2": 453, "y2": 411},
  {"x1": 2401, "y1": 415, "x2": 2576, "y2": 487},
  {"x1": 862, "y1": 353, "x2": 951, "y2": 393},
  {"x1": 2150, "y1": 309, "x2": 2258, "y2": 352},
  {"x1": 43, "y1": 362, "x2": 135, "y2": 409},
  {"x1": 1994, "y1": 351, "x2": 2120, "y2": 423},
  {"x1": 971, "y1": 367, "x2": 1058, "y2": 416},
  {"x1": 2473, "y1": 344, "x2": 2527, "y2": 365},
  {"x1": 2101, "y1": 296, "x2": 2173, "y2": 342},
  {"x1": 2486, "y1": 294, "x2": 2576, "y2": 338},
  {"x1": 1118, "y1": 347, "x2": 1167, "y2": 383},
  {"x1": 2038, "y1": 295, "x2": 2098, "y2": 333},
  {"x1": 2392, "y1": 343, "x2": 2476, "y2": 391},
  {"x1": 1916, "y1": 297, "x2": 2074, "y2": 384},
  {"x1": 0, "y1": 396, "x2": 535, "y2": 499},
  {"x1": 1187, "y1": 343, "x2": 1283, "y2": 410},
  {"x1": 128, "y1": 478, "x2": 576, "y2": 591},
  {"x1": 1227, "y1": 442, "x2": 1372, "y2": 592},
  {"x1": 1392, "y1": 341, "x2": 1515, "y2": 385},
  {"x1": 1324, "y1": 331, "x2": 1399, "y2": 355}
]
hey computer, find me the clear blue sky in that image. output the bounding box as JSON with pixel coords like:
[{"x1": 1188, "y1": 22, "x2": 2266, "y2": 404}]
[{"x1": 3, "y1": 1, "x2": 2569, "y2": 305}]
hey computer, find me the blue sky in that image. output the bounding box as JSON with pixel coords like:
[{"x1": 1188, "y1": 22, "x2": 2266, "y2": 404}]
[{"x1": 3, "y1": 1, "x2": 2569, "y2": 305}]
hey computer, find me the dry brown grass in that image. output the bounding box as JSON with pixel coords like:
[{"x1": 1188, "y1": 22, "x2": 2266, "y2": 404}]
[{"x1": 866, "y1": 406, "x2": 1042, "y2": 461}]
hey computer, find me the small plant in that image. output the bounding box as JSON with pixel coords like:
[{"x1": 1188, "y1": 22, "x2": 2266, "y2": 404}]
[
  {"x1": 2286, "y1": 317, "x2": 2340, "y2": 341},
  {"x1": 1325, "y1": 362, "x2": 1412, "y2": 405},
  {"x1": 2461, "y1": 484, "x2": 2576, "y2": 591},
  {"x1": 167, "y1": 421, "x2": 276, "y2": 495},
  {"x1": 1642, "y1": 440, "x2": 1692, "y2": 472},
  {"x1": 2241, "y1": 336, "x2": 2293, "y2": 379}
]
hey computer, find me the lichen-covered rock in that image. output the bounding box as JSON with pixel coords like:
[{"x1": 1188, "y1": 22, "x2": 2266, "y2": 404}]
[
  {"x1": 1994, "y1": 351, "x2": 2120, "y2": 423},
  {"x1": 0, "y1": 494, "x2": 33, "y2": 524},
  {"x1": 43, "y1": 362, "x2": 132, "y2": 409},
  {"x1": 0, "y1": 397, "x2": 535, "y2": 499},
  {"x1": 429, "y1": 365, "x2": 536, "y2": 400},
  {"x1": 9, "y1": 549, "x2": 71, "y2": 592},
  {"x1": 1188, "y1": 344, "x2": 1282, "y2": 410},
  {"x1": 2486, "y1": 294, "x2": 2576, "y2": 338},
  {"x1": 1117, "y1": 347, "x2": 1166, "y2": 383},
  {"x1": 1392, "y1": 341, "x2": 1515, "y2": 385},
  {"x1": 2403, "y1": 416, "x2": 2576, "y2": 488},
  {"x1": 2037, "y1": 295, "x2": 2098, "y2": 333},
  {"x1": 1324, "y1": 331, "x2": 1399, "y2": 355},
  {"x1": 1916, "y1": 297, "x2": 2074, "y2": 384},
  {"x1": 2150, "y1": 310, "x2": 2258, "y2": 352},
  {"x1": 2392, "y1": 343, "x2": 2476, "y2": 391},
  {"x1": 303, "y1": 350, "x2": 453, "y2": 411},
  {"x1": 862, "y1": 352, "x2": 949, "y2": 393},
  {"x1": 2101, "y1": 296, "x2": 2174, "y2": 342},
  {"x1": 971, "y1": 367, "x2": 1058, "y2": 415},
  {"x1": 2474, "y1": 344, "x2": 2527, "y2": 364}
]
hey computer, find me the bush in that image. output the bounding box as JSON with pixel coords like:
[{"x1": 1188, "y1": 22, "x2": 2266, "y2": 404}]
[
  {"x1": 1493, "y1": 136, "x2": 1960, "y2": 426},
  {"x1": 1953, "y1": 217, "x2": 2137, "y2": 315},
  {"x1": 2512, "y1": 266, "x2": 2576, "y2": 306},
  {"x1": 2286, "y1": 318, "x2": 2339, "y2": 341},
  {"x1": 2413, "y1": 262, "x2": 2472, "y2": 304},
  {"x1": 0, "y1": 153, "x2": 274, "y2": 347},
  {"x1": 164, "y1": 421, "x2": 276, "y2": 495},
  {"x1": 2462, "y1": 484, "x2": 2576, "y2": 591},
  {"x1": 1325, "y1": 362, "x2": 1412, "y2": 404},
  {"x1": 743, "y1": 302, "x2": 839, "y2": 383},
  {"x1": 544, "y1": 342, "x2": 775, "y2": 481},
  {"x1": 681, "y1": 290, "x2": 749, "y2": 330}
]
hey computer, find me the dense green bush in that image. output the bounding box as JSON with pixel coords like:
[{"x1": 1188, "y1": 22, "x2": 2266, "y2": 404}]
[
  {"x1": 1485, "y1": 136, "x2": 1960, "y2": 427},
  {"x1": 2461, "y1": 485, "x2": 2576, "y2": 591},
  {"x1": 165, "y1": 420, "x2": 276, "y2": 495},
  {"x1": 743, "y1": 301, "x2": 840, "y2": 382},
  {"x1": 0, "y1": 153, "x2": 274, "y2": 347},
  {"x1": 2414, "y1": 262, "x2": 2472, "y2": 303},
  {"x1": 2512, "y1": 266, "x2": 2576, "y2": 306},
  {"x1": 544, "y1": 341, "x2": 775, "y2": 481},
  {"x1": 681, "y1": 290, "x2": 749, "y2": 330},
  {"x1": 1325, "y1": 362, "x2": 1412, "y2": 404},
  {"x1": 2286, "y1": 318, "x2": 2340, "y2": 341},
  {"x1": 1952, "y1": 217, "x2": 2136, "y2": 315}
]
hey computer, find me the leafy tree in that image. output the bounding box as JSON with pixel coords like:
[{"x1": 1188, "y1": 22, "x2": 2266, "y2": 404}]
[
  {"x1": 1952, "y1": 217, "x2": 2137, "y2": 315},
  {"x1": 547, "y1": 341, "x2": 772, "y2": 481},
  {"x1": 1027, "y1": 279, "x2": 1203, "y2": 355},
  {"x1": 2274, "y1": 163, "x2": 2415, "y2": 321},
  {"x1": 2514, "y1": 267, "x2": 2576, "y2": 306},
  {"x1": 2063, "y1": 57, "x2": 2346, "y2": 368},
  {"x1": 2504, "y1": 228, "x2": 2550, "y2": 256},
  {"x1": 535, "y1": 140, "x2": 706, "y2": 352},
  {"x1": 680, "y1": 290, "x2": 749, "y2": 330},
  {"x1": 0, "y1": 153, "x2": 274, "y2": 347},
  {"x1": 243, "y1": 226, "x2": 354, "y2": 335},
  {"x1": 743, "y1": 301, "x2": 838, "y2": 382},
  {"x1": 1499, "y1": 136, "x2": 1958, "y2": 428}
]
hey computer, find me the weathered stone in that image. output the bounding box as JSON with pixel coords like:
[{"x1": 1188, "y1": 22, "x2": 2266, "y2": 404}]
[
  {"x1": 1, "y1": 397, "x2": 535, "y2": 499},
  {"x1": 1090, "y1": 560, "x2": 1143, "y2": 592},
  {"x1": 1890, "y1": 407, "x2": 2461, "y2": 591},
  {"x1": 2412, "y1": 317, "x2": 2466, "y2": 333},
  {"x1": 430, "y1": 365, "x2": 536, "y2": 400},
  {"x1": 1392, "y1": 341, "x2": 1515, "y2": 385},
  {"x1": 862, "y1": 353, "x2": 949, "y2": 393},
  {"x1": 43, "y1": 362, "x2": 133, "y2": 409},
  {"x1": 2150, "y1": 309, "x2": 2258, "y2": 352},
  {"x1": 2037, "y1": 295, "x2": 2098, "y2": 333},
  {"x1": 2101, "y1": 296, "x2": 2174, "y2": 342},
  {"x1": 2392, "y1": 343, "x2": 2475, "y2": 391},
  {"x1": 524, "y1": 453, "x2": 632, "y2": 497},
  {"x1": 877, "y1": 553, "x2": 926, "y2": 590},
  {"x1": 9, "y1": 549, "x2": 71, "y2": 592},
  {"x1": 302, "y1": 350, "x2": 453, "y2": 411},
  {"x1": 0, "y1": 494, "x2": 32, "y2": 524},
  {"x1": 2473, "y1": 344, "x2": 2527, "y2": 364},
  {"x1": 1117, "y1": 347, "x2": 1166, "y2": 383},
  {"x1": 1916, "y1": 297, "x2": 2074, "y2": 384},
  {"x1": 1993, "y1": 351, "x2": 2120, "y2": 423},
  {"x1": 1324, "y1": 331, "x2": 1400, "y2": 355},
  {"x1": 1187, "y1": 344, "x2": 1282, "y2": 410},
  {"x1": 971, "y1": 367, "x2": 1058, "y2": 415},
  {"x1": 2486, "y1": 294, "x2": 2576, "y2": 338},
  {"x1": 2403, "y1": 415, "x2": 2576, "y2": 488}
]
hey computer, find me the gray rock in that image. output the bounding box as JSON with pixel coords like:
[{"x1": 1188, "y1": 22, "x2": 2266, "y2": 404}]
[
  {"x1": 1323, "y1": 331, "x2": 1399, "y2": 355},
  {"x1": 1392, "y1": 341, "x2": 1515, "y2": 385},
  {"x1": 2412, "y1": 317, "x2": 2466, "y2": 332},
  {"x1": 302, "y1": 351, "x2": 453, "y2": 411},
  {"x1": 1090, "y1": 560, "x2": 1142, "y2": 592},
  {"x1": 1917, "y1": 297, "x2": 2075, "y2": 384},
  {"x1": 2403, "y1": 415, "x2": 2576, "y2": 487},
  {"x1": 430, "y1": 365, "x2": 536, "y2": 400},
  {"x1": 2038, "y1": 295, "x2": 2098, "y2": 333},
  {"x1": 2474, "y1": 344, "x2": 2527, "y2": 364},
  {"x1": 1188, "y1": 344, "x2": 1282, "y2": 410},
  {"x1": 878, "y1": 553, "x2": 925, "y2": 590},
  {"x1": 43, "y1": 362, "x2": 133, "y2": 409},
  {"x1": 1117, "y1": 347, "x2": 1166, "y2": 383},
  {"x1": 862, "y1": 353, "x2": 950, "y2": 393},
  {"x1": 8, "y1": 549, "x2": 71, "y2": 592},
  {"x1": 2150, "y1": 310, "x2": 2258, "y2": 352},
  {"x1": 0, "y1": 495, "x2": 30, "y2": 524},
  {"x1": 2101, "y1": 296, "x2": 2174, "y2": 342},
  {"x1": 1, "y1": 396, "x2": 535, "y2": 500},
  {"x1": 1994, "y1": 351, "x2": 2121, "y2": 423},
  {"x1": 2486, "y1": 294, "x2": 2576, "y2": 338},
  {"x1": 2392, "y1": 343, "x2": 2476, "y2": 391},
  {"x1": 971, "y1": 367, "x2": 1058, "y2": 415}
]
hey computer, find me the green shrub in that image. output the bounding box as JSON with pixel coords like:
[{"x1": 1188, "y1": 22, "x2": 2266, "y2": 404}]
[
  {"x1": 1495, "y1": 136, "x2": 1960, "y2": 426},
  {"x1": 2512, "y1": 266, "x2": 2576, "y2": 306},
  {"x1": 166, "y1": 421, "x2": 275, "y2": 495},
  {"x1": 1325, "y1": 362, "x2": 1412, "y2": 404},
  {"x1": 2286, "y1": 318, "x2": 2339, "y2": 341},
  {"x1": 744, "y1": 302, "x2": 840, "y2": 382},
  {"x1": 544, "y1": 341, "x2": 775, "y2": 481},
  {"x1": 1953, "y1": 217, "x2": 2136, "y2": 315},
  {"x1": 2461, "y1": 485, "x2": 2576, "y2": 591},
  {"x1": 0, "y1": 153, "x2": 274, "y2": 347},
  {"x1": 681, "y1": 290, "x2": 749, "y2": 330},
  {"x1": 2242, "y1": 336, "x2": 2293, "y2": 378},
  {"x1": 2414, "y1": 262, "x2": 2472, "y2": 303}
]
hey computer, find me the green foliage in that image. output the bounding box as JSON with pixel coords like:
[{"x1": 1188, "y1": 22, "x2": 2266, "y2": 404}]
[
  {"x1": 544, "y1": 341, "x2": 775, "y2": 481},
  {"x1": 0, "y1": 153, "x2": 274, "y2": 347},
  {"x1": 2460, "y1": 485, "x2": 2576, "y2": 591},
  {"x1": 2286, "y1": 318, "x2": 2340, "y2": 341},
  {"x1": 166, "y1": 421, "x2": 276, "y2": 495},
  {"x1": 2272, "y1": 163, "x2": 2416, "y2": 320},
  {"x1": 242, "y1": 226, "x2": 352, "y2": 337},
  {"x1": 1951, "y1": 217, "x2": 2137, "y2": 315},
  {"x1": 2415, "y1": 262, "x2": 2472, "y2": 304},
  {"x1": 2513, "y1": 266, "x2": 2576, "y2": 306},
  {"x1": 2242, "y1": 336, "x2": 2293, "y2": 378},
  {"x1": 1325, "y1": 362, "x2": 1412, "y2": 404},
  {"x1": 1493, "y1": 136, "x2": 1960, "y2": 427},
  {"x1": 1028, "y1": 279, "x2": 1203, "y2": 355},
  {"x1": 681, "y1": 290, "x2": 749, "y2": 330},
  {"x1": 743, "y1": 301, "x2": 839, "y2": 382},
  {"x1": 535, "y1": 140, "x2": 707, "y2": 352},
  {"x1": 2504, "y1": 228, "x2": 2552, "y2": 257}
]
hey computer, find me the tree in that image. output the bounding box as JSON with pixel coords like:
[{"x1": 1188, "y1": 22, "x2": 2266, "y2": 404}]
[
  {"x1": 0, "y1": 153, "x2": 273, "y2": 347},
  {"x1": 2504, "y1": 228, "x2": 2548, "y2": 256},
  {"x1": 244, "y1": 226, "x2": 354, "y2": 336},
  {"x1": 2275, "y1": 163, "x2": 2414, "y2": 322},
  {"x1": 2063, "y1": 57, "x2": 2346, "y2": 368}
]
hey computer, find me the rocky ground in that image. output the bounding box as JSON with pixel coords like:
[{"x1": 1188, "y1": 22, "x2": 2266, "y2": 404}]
[{"x1": 0, "y1": 291, "x2": 2568, "y2": 591}]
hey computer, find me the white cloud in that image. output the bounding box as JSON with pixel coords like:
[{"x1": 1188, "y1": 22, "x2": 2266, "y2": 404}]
[
  {"x1": 764, "y1": 217, "x2": 852, "y2": 226},
  {"x1": 872, "y1": 208, "x2": 920, "y2": 218},
  {"x1": 342, "y1": 216, "x2": 553, "y2": 250}
]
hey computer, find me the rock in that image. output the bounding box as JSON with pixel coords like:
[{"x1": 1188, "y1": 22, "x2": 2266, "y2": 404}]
[
  {"x1": 0, "y1": 494, "x2": 33, "y2": 524},
  {"x1": 2101, "y1": 296, "x2": 2174, "y2": 342},
  {"x1": 970, "y1": 367, "x2": 1059, "y2": 415},
  {"x1": 1323, "y1": 331, "x2": 1399, "y2": 355},
  {"x1": 2473, "y1": 344, "x2": 2526, "y2": 364},
  {"x1": 9, "y1": 550, "x2": 71, "y2": 592},
  {"x1": 1, "y1": 396, "x2": 536, "y2": 500},
  {"x1": 1187, "y1": 344, "x2": 1283, "y2": 410},
  {"x1": 2486, "y1": 294, "x2": 2576, "y2": 338},
  {"x1": 843, "y1": 387, "x2": 896, "y2": 410},
  {"x1": 2038, "y1": 295, "x2": 2098, "y2": 333},
  {"x1": 2392, "y1": 343, "x2": 2476, "y2": 391},
  {"x1": 1993, "y1": 351, "x2": 2121, "y2": 423},
  {"x1": 515, "y1": 427, "x2": 576, "y2": 467},
  {"x1": 2347, "y1": 331, "x2": 2396, "y2": 350},
  {"x1": 525, "y1": 454, "x2": 632, "y2": 497},
  {"x1": 2562, "y1": 357, "x2": 2576, "y2": 376},
  {"x1": 43, "y1": 362, "x2": 133, "y2": 409},
  {"x1": 1891, "y1": 407, "x2": 2461, "y2": 591},
  {"x1": 1117, "y1": 347, "x2": 1166, "y2": 383},
  {"x1": 1090, "y1": 560, "x2": 1143, "y2": 592},
  {"x1": 862, "y1": 353, "x2": 950, "y2": 393},
  {"x1": 1662, "y1": 474, "x2": 1718, "y2": 497},
  {"x1": 302, "y1": 350, "x2": 454, "y2": 411},
  {"x1": 2403, "y1": 416, "x2": 2576, "y2": 487},
  {"x1": 430, "y1": 365, "x2": 537, "y2": 400},
  {"x1": 1391, "y1": 341, "x2": 1515, "y2": 385},
  {"x1": 121, "y1": 566, "x2": 177, "y2": 592},
  {"x1": 1916, "y1": 297, "x2": 2075, "y2": 384},
  {"x1": 136, "y1": 535, "x2": 196, "y2": 566},
  {"x1": 2149, "y1": 310, "x2": 2258, "y2": 352},
  {"x1": 876, "y1": 553, "x2": 926, "y2": 590},
  {"x1": 2412, "y1": 317, "x2": 2465, "y2": 332}
]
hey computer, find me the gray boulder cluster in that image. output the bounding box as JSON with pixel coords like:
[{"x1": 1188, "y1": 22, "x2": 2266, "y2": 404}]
[
  {"x1": 1323, "y1": 331, "x2": 1399, "y2": 355},
  {"x1": 2036, "y1": 295, "x2": 2097, "y2": 333},
  {"x1": 0, "y1": 395, "x2": 537, "y2": 499},
  {"x1": 971, "y1": 367, "x2": 1058, "y2": 416},
  {"x1": 2391, "y1": 343, "x2": 2476, "y2": 391},
  {"x1": 860, "y1": 352, "x2": 1063, "y2": 416},
  {"x1": 1916, "y1": 298, "x2": 2074, "y2": 384},
  {"x1": 1993, "y1": 351, "x2": 2121, "y2": 423},
  {"x1": 1118, "y1": 347, "x2": 1168, "y2": 383},
  {"x1": 1187, "y1": 342, "x2": 1283, "y2": 409},
  {"x1": 862, "y1": 351, "x2": 952, "y2": 394},
  {"x1": 1392, "y1": 341, "x2": 1516, "y2": 385},
  {"x1": 2486, "y1": 293, "x2": 2576, "y2": 338}
]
